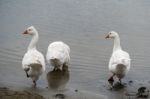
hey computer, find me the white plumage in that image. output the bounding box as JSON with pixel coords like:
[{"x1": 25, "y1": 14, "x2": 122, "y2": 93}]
[
  {"x1": 22, "y1": 26, "x2": 45, "y2": 86},
  {"x1": 46, "y1": 41, "x2": 70, "y2": 70},
  {"x1": 105, "y1": 31, "x2": 131, "y2": 84}
]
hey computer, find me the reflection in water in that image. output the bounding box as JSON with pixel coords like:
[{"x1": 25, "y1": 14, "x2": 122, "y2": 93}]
[{"x1": 47, "y1": 65, "x2": 69, "y2": 90}]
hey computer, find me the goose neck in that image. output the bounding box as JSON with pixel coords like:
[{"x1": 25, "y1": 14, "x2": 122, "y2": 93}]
[
  {"x1": 28, "y1": 33, "x2": 39, "y2": 50},
  {"x1": 113, "y1": 36, "x2": 121, "y2": 52}
]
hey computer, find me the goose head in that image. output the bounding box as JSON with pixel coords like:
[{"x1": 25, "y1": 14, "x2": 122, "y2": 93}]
[
  {"x1": 23, "y1": 26, "x2": 37, "y2": 35},
  {"x1": 105, "y1": 31, "x2": 119, "y2": 39}
]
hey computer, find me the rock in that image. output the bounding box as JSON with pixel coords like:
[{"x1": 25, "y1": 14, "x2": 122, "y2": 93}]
[
  {"x1": 55, "y1": 93, "x2": 65, "y2": 99},
  {"x1": 136, "y1": 86, "x2": 149, "y2": 98}
]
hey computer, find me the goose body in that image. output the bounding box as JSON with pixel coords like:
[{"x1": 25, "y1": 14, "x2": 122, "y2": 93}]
[
  {"x1": 46, "y1": 41, "x2": 70, "y2": 70},
  {"x1": 106, "y1": 31, "x2": 131, "y2": 84},
  {"x1": 22, "y1": 26, "x2": 45, "y2": 86},
  {"x1": 109, "y1": 49, "x2": 130, "y2": 79}
]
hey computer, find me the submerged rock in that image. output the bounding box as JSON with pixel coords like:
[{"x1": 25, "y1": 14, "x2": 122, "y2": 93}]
[
  {"x1": 55, "y1": 93, "x2": 65, "y2": 99},
  {"x1": 136, "y1": 86, "x2": 149, "y2": 98}
]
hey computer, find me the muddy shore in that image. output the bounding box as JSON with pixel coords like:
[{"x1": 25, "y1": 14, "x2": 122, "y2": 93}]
[{"x1": 0, "y1": 81, "x2": 107, "y2": 99}]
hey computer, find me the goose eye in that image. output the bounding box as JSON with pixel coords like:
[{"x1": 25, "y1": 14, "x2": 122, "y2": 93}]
[
  {"x1": 109, "y1": 33, "x2": 112, "y2": 35},
  {"x1": 28, "y1": 29, "x2": 32, "y2": 31}
]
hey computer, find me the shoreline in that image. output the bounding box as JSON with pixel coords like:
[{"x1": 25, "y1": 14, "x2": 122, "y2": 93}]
[{"x1": 0, "y1": 81, "x2": 107, "y2": 99}]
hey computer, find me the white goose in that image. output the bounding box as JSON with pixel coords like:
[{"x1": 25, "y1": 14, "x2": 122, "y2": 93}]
[
  {"x1": 22, "y1": 26, "x2": 45, "y2": 87},
  {"x1": 46, "y1": 41, "x2": 70, "y2": 70},
  {"x1": 105, "y1": 31, "x2": 131, "y2": 84}
]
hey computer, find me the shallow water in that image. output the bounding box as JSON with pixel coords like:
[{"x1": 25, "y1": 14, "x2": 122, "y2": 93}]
[{"x1": 0, "y1": 0, "x2": 150, "y2": 98}]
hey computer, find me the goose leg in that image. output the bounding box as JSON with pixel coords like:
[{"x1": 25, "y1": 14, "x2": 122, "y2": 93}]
[
  {"x1": 62, "y1": 64, "x2": 68, "y2": 71},
  {"x1": 53, "y1": 67, "x2": 58, "y2": 71},
  {"x1": 25, "y1": 68, "x2": 30, "y2": 78},
  {"x1": 108, "y1": 74, "x2": 115, "y2": 82},
  {"x1": 108, "y1": 74, "x2": 115, "y2": 86},
  {"x1": 25, "y1": 71, "x2": 29, "y2": 78},
  {"x1": 60, "y1": 65, "x2": 63, "y2": 70},
  {"x1": 53, "y1": 67, "x2": 56, "y2": 71},
  {"x1": 33, "y1": 80, "x2": 36, "y2": 87},
  {"x1": 119, "y1": 78, "x2": 122, "y2": 84}
]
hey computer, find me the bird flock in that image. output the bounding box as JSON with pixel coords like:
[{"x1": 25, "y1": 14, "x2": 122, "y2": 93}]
[{"x1": 22, "y1": 26, "x2": 131, "y2": 88}]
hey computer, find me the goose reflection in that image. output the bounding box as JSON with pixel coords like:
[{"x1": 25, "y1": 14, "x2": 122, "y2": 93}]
[{"x1": 47, "y1": 65, "x2": 69, "y2": 90}]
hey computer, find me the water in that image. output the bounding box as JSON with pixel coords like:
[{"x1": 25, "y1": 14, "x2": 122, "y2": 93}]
[{"x1": 0, "y1": 0, "x2": 150, "y2": 98}]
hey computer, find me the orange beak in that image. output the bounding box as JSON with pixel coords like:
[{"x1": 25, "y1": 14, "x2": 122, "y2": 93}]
[
  {"x1": 23, "y1": 30, "x2": 28, "y2": 34},
  {"x1": 105, "y1": 35, "x2": 109, "y2": 39}
]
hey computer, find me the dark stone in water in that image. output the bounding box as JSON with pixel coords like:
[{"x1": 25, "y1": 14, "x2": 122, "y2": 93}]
[
  {"x1": 125, "y1": 87, "x2": 149, "y2": 98},
  {"x1": 75, "y1": 89, "x2": 78, "y2": 92},
  {"x1": 136, "y1": 86, "x2": 149, "y2": 98},
  {"x1": 128, "y1": 80, "x2": 133, "y2": 84},
  {"x1": 55, "y1": 93, "x2": 65, "y2": 99},
  {"x1": 138, "y1": 87, "x2": 146, "y2": 93}
]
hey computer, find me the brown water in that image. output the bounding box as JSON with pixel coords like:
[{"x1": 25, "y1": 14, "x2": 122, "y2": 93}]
[{"x1": 0, "y1": 0, "x2": 150, "y2": 99}]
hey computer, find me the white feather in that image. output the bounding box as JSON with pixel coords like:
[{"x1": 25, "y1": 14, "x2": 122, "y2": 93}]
[{"x1": 46, "y1": 41, "x2": 70, "y2": 69}]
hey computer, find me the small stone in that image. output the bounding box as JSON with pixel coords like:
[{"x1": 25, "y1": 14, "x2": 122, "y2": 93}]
[
  {"x1": 136, "y1": 86, "x2": 149, "y2": 98},
  {"x1": 129, "y1": 80, "x2": 133, "y2": 83},
  {"x1": 75, "y1": 89, "x2": 78, "y2": 92},
  {"x1": 55, "y1": 93, "x2": 65, "y2": 99},
  {"x1": 138, "y1": 87, "x2": 146, "y2": 93}
]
